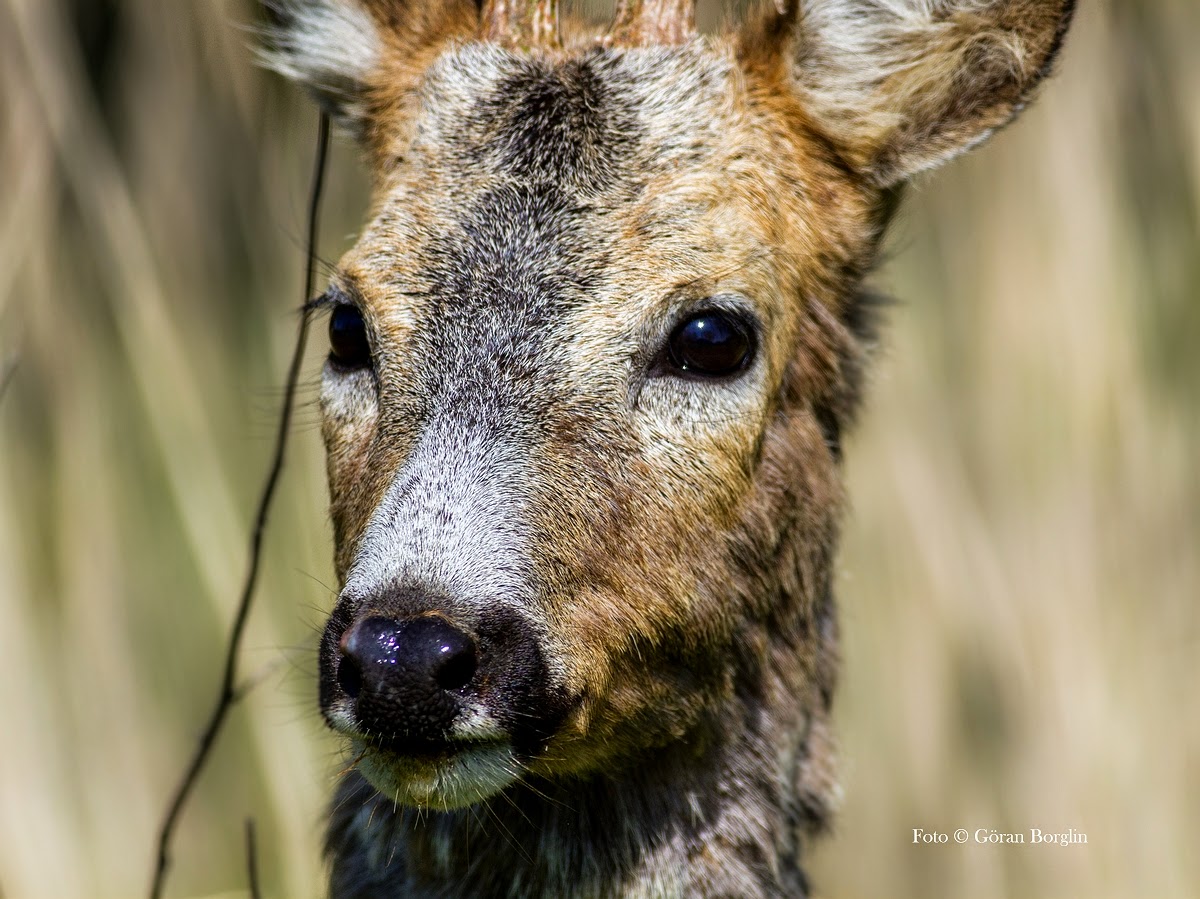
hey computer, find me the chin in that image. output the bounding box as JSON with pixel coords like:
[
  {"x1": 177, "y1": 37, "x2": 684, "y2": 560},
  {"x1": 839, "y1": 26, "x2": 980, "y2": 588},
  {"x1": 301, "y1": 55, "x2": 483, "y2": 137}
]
[{"x1": 354, "y1": 740, "x2": 522, "y2": 811}]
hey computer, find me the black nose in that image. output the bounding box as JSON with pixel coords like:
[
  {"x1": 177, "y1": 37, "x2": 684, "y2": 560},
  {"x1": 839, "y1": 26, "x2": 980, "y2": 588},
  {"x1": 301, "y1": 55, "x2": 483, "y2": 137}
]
[{"x1": 337, "y1": 615, "x2": 478, "y2": 747}]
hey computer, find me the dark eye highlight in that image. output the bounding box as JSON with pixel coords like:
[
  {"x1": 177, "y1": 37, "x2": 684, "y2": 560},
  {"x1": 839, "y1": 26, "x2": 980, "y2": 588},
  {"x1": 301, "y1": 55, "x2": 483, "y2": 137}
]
[
  {"x1": 328, "y1": 304, "x2": 371, "y2": 369},
  {"x1": 666, "y1": 310, "x2": 756, "y2": 378}
]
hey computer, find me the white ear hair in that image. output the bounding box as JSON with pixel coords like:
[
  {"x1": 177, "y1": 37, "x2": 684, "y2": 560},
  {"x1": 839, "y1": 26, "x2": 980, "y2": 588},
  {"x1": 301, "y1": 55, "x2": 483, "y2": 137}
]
[
  {"x1": 793, "y1": 0, "x2": 1073, "y2": 185},
  {"x1": 260, "y1": 1, "x2": 383, "y2": 135}
]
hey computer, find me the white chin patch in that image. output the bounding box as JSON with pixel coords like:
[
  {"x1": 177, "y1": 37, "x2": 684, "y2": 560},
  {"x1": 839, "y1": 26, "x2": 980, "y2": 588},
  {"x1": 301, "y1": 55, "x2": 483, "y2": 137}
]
[{"x1": 356, "y1": 741, "x2": 521, "y2": 811}]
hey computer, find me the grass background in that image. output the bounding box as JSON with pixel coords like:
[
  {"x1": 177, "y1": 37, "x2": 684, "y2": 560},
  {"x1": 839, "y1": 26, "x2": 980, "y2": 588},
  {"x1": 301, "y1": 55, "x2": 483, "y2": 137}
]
[{"x1": 1, "y1": 0, "x2": 1197, "y2": 896}]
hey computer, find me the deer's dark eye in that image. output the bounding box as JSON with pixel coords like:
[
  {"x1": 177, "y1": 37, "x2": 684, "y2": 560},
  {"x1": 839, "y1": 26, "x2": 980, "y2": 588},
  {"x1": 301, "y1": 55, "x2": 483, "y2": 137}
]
[
  {"x1": 328, "y1": 304, "x2": 371, "y2": 369},
  {"x1": 666, "y1": 310, "x2": 755, "y2": 378}
]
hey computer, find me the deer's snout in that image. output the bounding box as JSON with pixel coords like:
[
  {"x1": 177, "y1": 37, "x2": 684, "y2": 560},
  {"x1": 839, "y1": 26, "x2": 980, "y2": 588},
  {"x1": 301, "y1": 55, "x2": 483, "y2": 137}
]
[
  {"x1": 321, "y1": 594, "x2": 571, "y2": 764},
  {"x1": 336, "y1": 615, "x2": 479, "y2": 750}
]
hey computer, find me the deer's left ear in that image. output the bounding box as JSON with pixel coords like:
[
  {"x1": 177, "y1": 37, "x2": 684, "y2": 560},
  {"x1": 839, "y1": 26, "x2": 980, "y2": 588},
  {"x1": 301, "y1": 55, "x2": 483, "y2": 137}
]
[
  {"x1": 260, "y1": 1, "x2": 476, "y2": 158},
  {"x1": 772, "y1": 0, "x2": 1075, "y2": 187}
]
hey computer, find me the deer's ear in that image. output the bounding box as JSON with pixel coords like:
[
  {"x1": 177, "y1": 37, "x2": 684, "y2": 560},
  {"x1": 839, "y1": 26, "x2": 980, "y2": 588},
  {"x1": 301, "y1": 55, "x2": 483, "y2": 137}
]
[
  {"x1": 261, "y1": 1, "x2": 475, "y2": 150},
  {"x1": 785, "y1": 0, "x2": 1075, "y2": 187}
]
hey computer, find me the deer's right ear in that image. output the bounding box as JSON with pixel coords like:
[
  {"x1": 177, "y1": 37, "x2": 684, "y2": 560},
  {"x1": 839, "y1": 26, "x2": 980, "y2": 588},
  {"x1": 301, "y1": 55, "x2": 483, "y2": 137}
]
[
  {"x1": 261, "y1": 0, "x2": 475, "y2": 154},
  {"x1": 764, "y1": 0, "x2": 1075, "y2": 187}
]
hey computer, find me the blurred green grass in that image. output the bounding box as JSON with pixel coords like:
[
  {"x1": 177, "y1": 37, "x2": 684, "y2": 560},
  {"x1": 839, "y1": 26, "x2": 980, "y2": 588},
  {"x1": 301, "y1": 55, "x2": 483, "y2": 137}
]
[{"x1": 0, "y1": 1, "x2": 1196, "y2": 897}]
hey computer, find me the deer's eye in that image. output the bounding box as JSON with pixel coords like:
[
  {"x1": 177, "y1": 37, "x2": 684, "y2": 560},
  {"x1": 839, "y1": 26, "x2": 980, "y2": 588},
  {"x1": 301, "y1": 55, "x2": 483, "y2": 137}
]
[
  {"x1": 329, "y1": 304, "x2": 371, "y2": 369},
  {"x1": 666, "y1": 310, "x2": 755, "y2": 378}
]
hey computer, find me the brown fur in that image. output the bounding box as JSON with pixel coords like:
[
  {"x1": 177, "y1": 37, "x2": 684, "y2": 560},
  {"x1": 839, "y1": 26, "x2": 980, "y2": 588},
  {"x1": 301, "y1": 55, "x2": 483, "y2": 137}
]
[{"x1": 262, "y1": 1, "x2": 1074, "y2": 895}]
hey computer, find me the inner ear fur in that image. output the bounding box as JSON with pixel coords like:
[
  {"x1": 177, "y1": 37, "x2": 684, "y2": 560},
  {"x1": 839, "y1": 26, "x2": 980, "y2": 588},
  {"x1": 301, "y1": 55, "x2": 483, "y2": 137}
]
[
  {"x1": 261, "y1": 0, "x2": 476, "y2": 161},
  {"x1": 781, "y1": 0, "x2": 1075, "y2": 187}
]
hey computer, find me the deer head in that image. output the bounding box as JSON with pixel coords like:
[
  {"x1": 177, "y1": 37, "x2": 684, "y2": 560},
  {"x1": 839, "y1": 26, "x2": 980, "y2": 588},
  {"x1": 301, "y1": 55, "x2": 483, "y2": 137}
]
[{"x1": 263, "y1": 1, "x2": 1073, "y2": 894}]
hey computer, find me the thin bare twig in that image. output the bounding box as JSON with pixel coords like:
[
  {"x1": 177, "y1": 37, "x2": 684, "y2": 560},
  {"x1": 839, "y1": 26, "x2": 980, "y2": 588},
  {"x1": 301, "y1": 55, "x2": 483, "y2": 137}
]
[
  {"x1": 245, "y1": 818, "x2": 262, "y2": 899},
  {"x1": 148, "y1": 111, "x2": 330, "y2": 899}
]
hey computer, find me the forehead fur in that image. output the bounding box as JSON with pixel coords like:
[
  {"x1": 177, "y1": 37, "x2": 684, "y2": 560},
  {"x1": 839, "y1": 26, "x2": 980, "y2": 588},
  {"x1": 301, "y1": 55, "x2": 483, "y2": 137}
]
[
  {"x1": 379, "y1": 41, "x2": 747, "y2": 199},
  {"x1": 346, "y1": 37, "x2": 867, "y2": 318}
]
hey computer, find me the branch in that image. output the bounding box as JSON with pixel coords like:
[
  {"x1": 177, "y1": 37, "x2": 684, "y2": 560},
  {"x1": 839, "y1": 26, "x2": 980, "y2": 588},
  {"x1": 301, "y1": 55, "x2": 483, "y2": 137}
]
[
  {"x1": 148, "y1": 111, "x2": 330, "y2": 899},
  {"x1": 245, "y1": 818, "x2": 262, "y2": 899}
]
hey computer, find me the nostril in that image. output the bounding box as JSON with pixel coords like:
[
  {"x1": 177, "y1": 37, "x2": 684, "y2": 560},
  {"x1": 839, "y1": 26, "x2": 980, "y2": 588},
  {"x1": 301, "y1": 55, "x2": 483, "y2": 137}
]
[
  {"x1": 337, "y1": 654, "x2": 362, "y2": 699},
  {"x1": 432, "y1": 635, "x2": 477, "y2": 691}
]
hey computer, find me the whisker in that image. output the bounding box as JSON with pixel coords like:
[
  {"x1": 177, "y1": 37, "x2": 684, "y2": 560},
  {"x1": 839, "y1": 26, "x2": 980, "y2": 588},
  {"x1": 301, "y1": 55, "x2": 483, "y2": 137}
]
[
  {"x1": 487, "y1": 801, "x2": 534, "y2": 866},
  {"x1": 495, "y1": 785, "x2": 536, "y2": 833},
  {"x1": 336, "y1": 748, "x2": 367, "y2": 780}
]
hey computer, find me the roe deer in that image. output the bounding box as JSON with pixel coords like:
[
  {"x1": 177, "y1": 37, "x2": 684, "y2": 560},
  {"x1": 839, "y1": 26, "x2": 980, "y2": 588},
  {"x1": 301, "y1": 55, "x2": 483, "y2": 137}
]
[{"x1": 263, "y1": 0, "x2": 1074, "y2": 895}]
